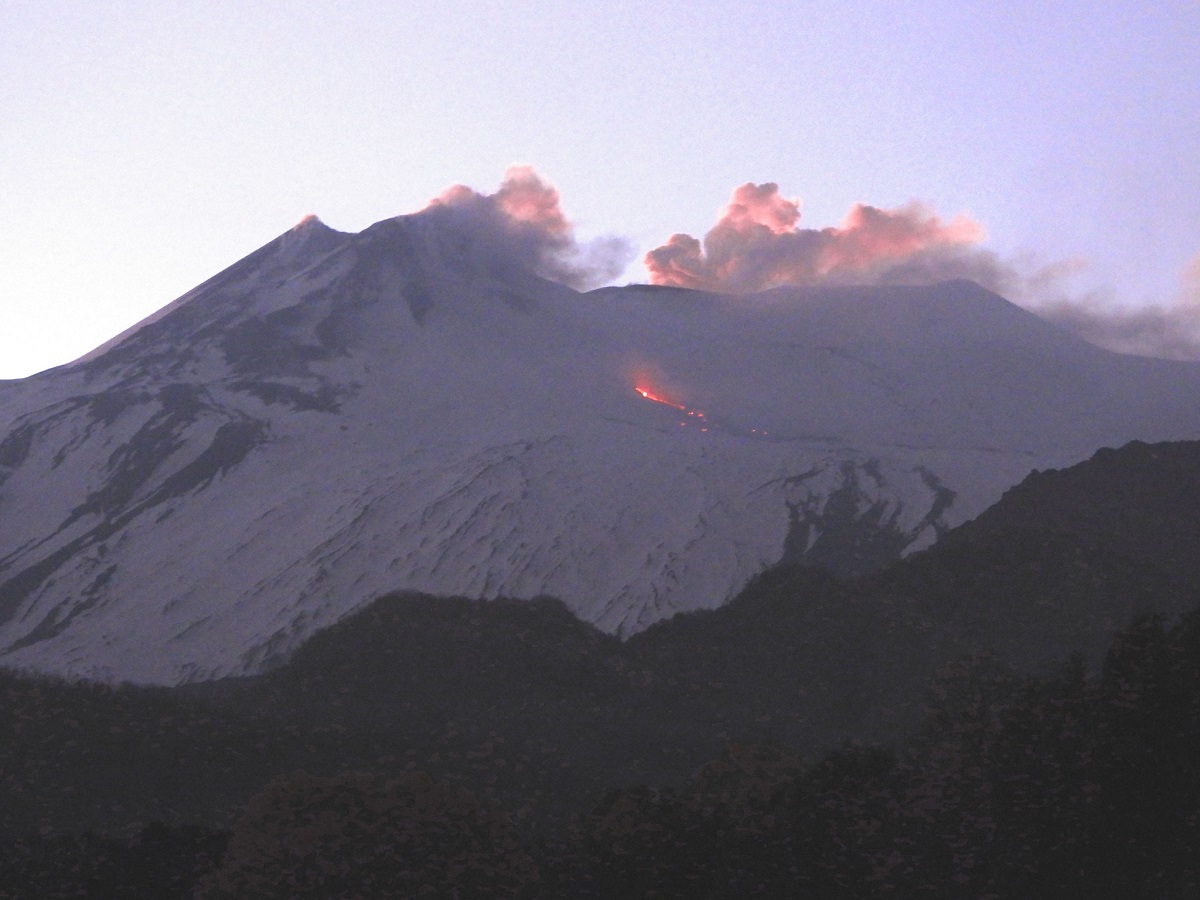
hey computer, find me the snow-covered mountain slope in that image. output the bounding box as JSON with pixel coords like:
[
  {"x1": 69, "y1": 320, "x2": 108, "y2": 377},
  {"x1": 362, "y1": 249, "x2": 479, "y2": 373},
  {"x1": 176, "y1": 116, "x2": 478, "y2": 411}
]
[{"x1": 4, "y1": 207, "x2": 1200, "y2": 683}]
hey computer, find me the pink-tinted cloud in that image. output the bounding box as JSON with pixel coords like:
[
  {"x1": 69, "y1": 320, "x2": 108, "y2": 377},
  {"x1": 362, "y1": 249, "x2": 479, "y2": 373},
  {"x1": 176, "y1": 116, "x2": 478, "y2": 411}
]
[
  {"x1": 424, "y1": 173, "x2": 1200, "y2": 362},
  {"x1": 643, "y1": 182, "x2": 1200, "y2": 361},
  {"x1": 823, "y1": 202, "x2": 983, "y2": 274},
  {"x1": 423, "y1": 166, "x2": 632, "y2": 290},
  {"x1": 645, "y1": 182, "x2": 984, "y2": 292}
]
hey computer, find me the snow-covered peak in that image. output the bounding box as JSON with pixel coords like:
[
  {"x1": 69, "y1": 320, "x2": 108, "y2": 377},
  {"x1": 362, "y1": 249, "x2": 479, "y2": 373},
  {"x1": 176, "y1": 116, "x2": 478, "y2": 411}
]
[
  {"x1": 5, "y1": 213, "x2": 1200, "y2": 683},
  {"x1": 275, "y1": 212, "x2": 346, "y2": 256}
]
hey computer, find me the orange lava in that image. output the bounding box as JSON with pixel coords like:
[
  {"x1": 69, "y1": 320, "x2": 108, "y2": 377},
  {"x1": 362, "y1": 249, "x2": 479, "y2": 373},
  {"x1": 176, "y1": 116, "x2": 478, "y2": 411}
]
[
  {"x1": 634, "y1": 386, "x2": 687, "y2": 411},
  {"x1": 635, "y1": 385, "x2": 770, "y2": 438}
]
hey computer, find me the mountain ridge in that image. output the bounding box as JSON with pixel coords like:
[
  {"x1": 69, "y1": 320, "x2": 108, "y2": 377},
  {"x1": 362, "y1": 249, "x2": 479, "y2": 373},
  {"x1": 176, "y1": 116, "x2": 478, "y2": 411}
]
[
  {"x1": 3, "y1": 209, "x2": 1200, "y2": 683},
  {"x1": 6, "y1": 436, "x2": 1200, "y2": 847}
]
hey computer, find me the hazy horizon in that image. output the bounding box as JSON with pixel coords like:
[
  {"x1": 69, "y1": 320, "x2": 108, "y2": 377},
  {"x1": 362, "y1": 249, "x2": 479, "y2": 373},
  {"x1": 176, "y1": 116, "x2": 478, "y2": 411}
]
[{"x1": 3, "y1": 2, "x2": 1198, "y2": 377}]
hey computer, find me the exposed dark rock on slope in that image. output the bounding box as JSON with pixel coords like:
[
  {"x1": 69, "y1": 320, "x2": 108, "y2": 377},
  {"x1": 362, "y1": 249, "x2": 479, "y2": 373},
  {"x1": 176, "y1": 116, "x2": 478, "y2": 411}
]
[
  {"x1": 6, "y1": 437, "x2": 1199, "y2": 845},
  {"x1": 4, "y1": 203, "x2": 1200, "y2": 683}
]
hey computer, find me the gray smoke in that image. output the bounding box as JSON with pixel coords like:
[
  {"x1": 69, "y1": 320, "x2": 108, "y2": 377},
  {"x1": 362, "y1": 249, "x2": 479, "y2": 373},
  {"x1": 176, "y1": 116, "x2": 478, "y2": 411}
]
[{"x1": 422, "y1": 166, "x2": 634, "y2": 290}]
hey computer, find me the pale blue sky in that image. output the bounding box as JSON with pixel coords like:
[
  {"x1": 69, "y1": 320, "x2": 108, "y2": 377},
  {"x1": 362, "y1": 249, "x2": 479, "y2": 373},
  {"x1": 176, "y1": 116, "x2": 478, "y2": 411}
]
[{"x1": 3, "y1": 1, "x2": 1198, "y2": 377}]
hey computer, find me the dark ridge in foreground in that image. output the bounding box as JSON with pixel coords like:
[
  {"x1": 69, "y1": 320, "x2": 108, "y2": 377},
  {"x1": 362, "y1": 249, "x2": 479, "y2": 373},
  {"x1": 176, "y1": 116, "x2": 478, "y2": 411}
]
[
  {"x1": 4, "y1": 601, "x2": 1198, "y2": 897},
  {"x1": 940, "y1": 438, "x2": 1200, "y2": 590},
  {"x1": 2, "y1": 438, "x2": 1200, "y2": 895}
]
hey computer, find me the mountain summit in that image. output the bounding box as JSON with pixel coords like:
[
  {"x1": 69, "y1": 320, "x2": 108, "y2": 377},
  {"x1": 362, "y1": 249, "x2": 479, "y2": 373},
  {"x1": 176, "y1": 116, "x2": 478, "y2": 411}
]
[{"x1": 3, "y1": 208, "x2": 1200, "y2": 683}]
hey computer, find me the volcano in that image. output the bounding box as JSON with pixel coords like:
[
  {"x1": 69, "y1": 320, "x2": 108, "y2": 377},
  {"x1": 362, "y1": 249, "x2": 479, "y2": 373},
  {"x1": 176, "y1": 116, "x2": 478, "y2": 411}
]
[{"x1": 4, "y1": 206, "x2": 1200, "y2": 683}]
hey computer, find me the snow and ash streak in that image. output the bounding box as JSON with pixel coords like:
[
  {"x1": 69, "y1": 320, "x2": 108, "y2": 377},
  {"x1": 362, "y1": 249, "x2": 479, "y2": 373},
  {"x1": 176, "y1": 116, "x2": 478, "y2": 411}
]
[{"x1": 424, "y1": 166, "x2": 633, "y2": 290}]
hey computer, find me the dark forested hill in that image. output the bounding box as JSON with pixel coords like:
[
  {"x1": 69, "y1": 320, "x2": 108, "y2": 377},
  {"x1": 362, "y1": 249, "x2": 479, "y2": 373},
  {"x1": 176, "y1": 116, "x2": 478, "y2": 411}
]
[
  {"x1": 3, "y1": 438, "x2": 1200, "y2": 896},
  {"x1": 940, "y1": 439, "x2": 1200, "y2": 589}
]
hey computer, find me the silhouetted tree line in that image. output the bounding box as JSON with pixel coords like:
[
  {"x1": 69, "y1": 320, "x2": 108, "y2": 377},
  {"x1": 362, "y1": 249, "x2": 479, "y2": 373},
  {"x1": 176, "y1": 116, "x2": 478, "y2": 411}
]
[
  {"x1": 2, "y1": 607, "x2": 1197, "y2": 898},
  {"x1": 537, "y1": 610, "x2": 1200, "y2": 898}
]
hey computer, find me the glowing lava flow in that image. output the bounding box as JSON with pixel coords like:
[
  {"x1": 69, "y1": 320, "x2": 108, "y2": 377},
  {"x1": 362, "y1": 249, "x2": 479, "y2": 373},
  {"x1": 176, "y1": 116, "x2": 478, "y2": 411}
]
[
  {"x1": 634, "y1": 385, "x2": 767, "y2": 437},
  {"x1": 635, "y1": 387, "x2": 686, "y2": 411},
  {"x1": 635, "y1": 386, "x2": 710, "y2": 431}
]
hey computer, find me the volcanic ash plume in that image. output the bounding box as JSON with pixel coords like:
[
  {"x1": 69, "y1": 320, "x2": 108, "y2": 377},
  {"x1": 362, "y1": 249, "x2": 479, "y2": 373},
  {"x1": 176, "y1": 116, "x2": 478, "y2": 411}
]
[
  {"x1": 422, "y1": 171, "x2": 1200, "y2": 361},
  {"x1": 1031, "y1": 252, "x2": 1200, "y2": 361},
  {"x1": 423, "y1": 166, "x2": 634, "y2": 290},
  {"x1": 644, "y1": 182, "x2": 983, "y2": 292}
]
